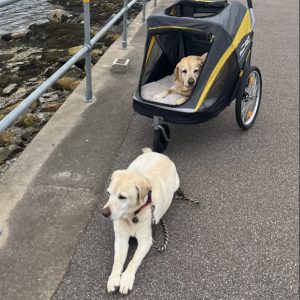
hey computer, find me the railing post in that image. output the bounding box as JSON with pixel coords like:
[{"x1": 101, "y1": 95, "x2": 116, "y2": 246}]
[
  {"x1": 83, "y1": 0, "x2": 94, "y2": 102},
  {"x1": 142, "y1": 0, "x2": 146, "y2": 22},
  {"x1": 122, "y1": 0, "x2": 128, "y2": 49},
  {"x1": 154, "y1": 0, "x2": 157, "y2": 7}
]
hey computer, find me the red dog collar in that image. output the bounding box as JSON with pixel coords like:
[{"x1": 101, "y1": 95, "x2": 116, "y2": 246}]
[{"x1": 132, "y1": 190, "x2": 152, "y2": 223}]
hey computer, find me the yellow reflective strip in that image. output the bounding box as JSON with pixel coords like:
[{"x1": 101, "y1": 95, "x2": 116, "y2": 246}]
[
  {"x1": 145, "y1": 36, "x2": 156, "y2": 65},
  {"x1": 232, "y1": 10, "x2": 252, "y2": 48},
  {"x1": 149, "y1": 26, "x2": 204, "y2": 33},
  {"x1": 194, "y1": 45, "x2": 235, "y2": 111},
  {"x1": 83, "y1": 0, "x2": 90, "y2": 3},
  {"x1": 194, "y1": 10, "x2": 252, "y2": 112}
]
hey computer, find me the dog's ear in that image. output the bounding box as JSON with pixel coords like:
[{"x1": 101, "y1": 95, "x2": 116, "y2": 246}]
[
  {"x1": 199, "y1": 53, "x2": 208, "y2": 65},
  {"x1": 111, "y1": 170, "x2": 126, "y2": 180},
  {"x1": 174, "y1": 64, "x2": 180, "y2": 81},
  {"x1": 135, "y1": 177, "x2": 151, "y2": 205}
]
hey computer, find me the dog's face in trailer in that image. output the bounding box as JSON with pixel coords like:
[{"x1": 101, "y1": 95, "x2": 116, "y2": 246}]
[
  {"x1": 175, "y1": 53, "x2": 208, "y2": 90},
  {"x1": 102, "y1": 170, "x2": 151, "y2": 221}
]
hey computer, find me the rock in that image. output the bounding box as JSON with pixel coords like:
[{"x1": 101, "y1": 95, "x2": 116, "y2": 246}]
[
  {"x1": 103, "y1": 33, "x2": 120, "y2": 46},
  {"x1": 111, "y1": 24, "x2": 122, "y2": 34},
  {"x1": 11, "y1": 67, "x2": 20, "y2": 73},
  {"x1": 68, "y1": 45, "x2": 82, "y2": 56},
  {"x1": 41, "y1": 92, "x2": 56, "y2": 98},
  {"x1": 11, "y1": 32, "x2": 27, "y2": 40},
  {"x1": 39, "y1": 92, "x2": 60, "y2": 103},
  {"x1": 55, "y1": 66, "x2": 83, "y2": 90},
  {"x1": 1, "y1": 33, "x2": 12, "y2": 41},
  {"x1": 44, "y1": 64, "x2": 60, "y2": 77},
  {"x1": 17, "y1": 114, "x2": 41, "y2": 128},
  {"x1": 21, "y1": 128, "x2": 39, "y2": 142},
  {"x1": 105, "y1": 3, "x2": 115, "y2": 10},
  {"x1": 78, "y1": 13, "x2": 84, "y2": 22},
  {"x1": 14, "y1": 87, "x2": 30, "y2": 99},
  {"x1": 56, "y1": 77, "x2": 81, "y2": 90},
  {"x1": 48, "y1": 9, "x2": 68, "y2": 23},
  {"x1": 2, "y1": 83, "x2": 18, "y2": 96},
  {"x1": 0, "y1": 131, "x2": 15, "y2": 147},
  {"x1": 0, "y1": 145, "x2": 23, "y2": 162},
  {"x1": 90, "y1": 26, "x2": 99, "y2": 37},
  {"x1": 30, "y1": 101, "x2": 40, "y2": 111},
  {"x1": 58, "y1": 56, "x2": 71, "y2": 64},
  {"x1": 0, "y1": 102, "x2": 20, "y2": 114},
  {"x1": 91, "y1": 48, "x2": 103, "y2": 59},
  {"x1": 28, "y1": 77, "x2": 38, "y2": 82},
  {"x1": 65, "y1": 67, "x2": 83, "y2": 79},
  {"x1": 0, "y1": 114, "x2": 5, "y2": 121},
  {"x1": 42, "y1": 49, "x2": 66, "y2": 62},
  {"x1": 40, "y1": 103, "x2": 62, "y2": 112}
]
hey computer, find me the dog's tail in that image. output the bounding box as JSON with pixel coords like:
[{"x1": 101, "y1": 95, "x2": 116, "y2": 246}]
[{"x1": 142, "y1": 147, "x2": 152, "y2": 153}]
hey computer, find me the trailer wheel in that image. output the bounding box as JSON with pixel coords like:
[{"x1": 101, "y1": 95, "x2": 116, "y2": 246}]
[
  {"x1": 236, "y1": 66, "x2": 262, "y2": 130},
  {"x1": 153, "y1": 124, "x2": 170, "y2": 153}
]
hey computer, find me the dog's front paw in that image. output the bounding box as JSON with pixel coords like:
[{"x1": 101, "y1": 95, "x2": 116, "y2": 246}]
[
  {"x1": 153, "y1": 90, "x2": 169, "y2": 101},
  {"x1": 119, "y1": 271, "x2": 135, "y2": 294},
  {"x1": 107, "y1": 273, "x2": 121, "y2": 293},
  {"x1": 152, "y1": 94, "x2": 162, "y2": 101}
]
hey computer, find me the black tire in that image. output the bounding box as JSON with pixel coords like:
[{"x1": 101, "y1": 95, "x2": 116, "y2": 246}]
[
  {"x1": 153, "y1": 124, "x2": 170, "y2": 153},
  {"x1": 235, "y1": 66, "x2": 262, "y2": 130}
]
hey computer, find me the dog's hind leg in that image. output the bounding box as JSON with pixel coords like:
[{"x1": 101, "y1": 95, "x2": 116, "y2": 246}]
[
  {"x1": 119, "y1": 232, "x2": 152, "y2": 294},
  {"x1": 107, "y1": 231, "x2": 130, "y2": 293},
  {"x1": 176, "y1": 96, "x2": 188, "y2": 105}
]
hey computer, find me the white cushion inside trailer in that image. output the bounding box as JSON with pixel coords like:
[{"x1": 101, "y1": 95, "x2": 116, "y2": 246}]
[
  {"x1": 141, "y1": 75, "x2": 182, "y2": 106},
  {"x1": 141, "y1": 75, "x2": 213, "y2": 108}
]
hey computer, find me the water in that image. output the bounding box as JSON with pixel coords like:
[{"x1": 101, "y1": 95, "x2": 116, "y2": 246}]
[{"x1": 0, "y1": 0, "x2": 54, "y2": 35}]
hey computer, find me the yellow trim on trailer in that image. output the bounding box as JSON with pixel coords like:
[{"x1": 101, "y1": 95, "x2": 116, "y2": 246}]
[
  {"x1": 194, "y1": 10, "x2": 252, "y2": 112},
  {"x1": 145, "y1": 36, "x2": 156, "y2": 65},
  {"x1": 149, "y1": 26, "x2": 204, "y2": 33}
]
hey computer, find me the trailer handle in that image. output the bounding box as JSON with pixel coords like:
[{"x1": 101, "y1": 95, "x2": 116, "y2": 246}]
[
  {"x1": 247, "y1": 0, "x2": 253, "y2": 9},
  {"x1": 247, "y1": 0, "x2": 255, "y2": 30}
]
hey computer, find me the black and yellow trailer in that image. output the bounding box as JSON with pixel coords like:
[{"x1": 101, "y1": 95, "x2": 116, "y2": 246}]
[{"x1": 133, "y1": 0, "x2": 262, "y2": 152}]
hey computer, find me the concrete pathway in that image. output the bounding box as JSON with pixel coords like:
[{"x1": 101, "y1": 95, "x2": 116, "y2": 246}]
[{"x1": 0, "y1": 0, "x2": 298, "y2": 299}]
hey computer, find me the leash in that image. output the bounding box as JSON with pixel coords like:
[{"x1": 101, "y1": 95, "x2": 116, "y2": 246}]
[{"x1": 152, "y1": 187, "x2": 199, "y2": 252}]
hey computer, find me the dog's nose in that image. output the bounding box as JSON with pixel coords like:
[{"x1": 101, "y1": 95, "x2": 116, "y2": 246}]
[
  {"x1": 102, "y1": 206, "x2": 111, "y2": 218},
  {"x1": 188, "y1": 79, "x2": 195, "y2": 86}
]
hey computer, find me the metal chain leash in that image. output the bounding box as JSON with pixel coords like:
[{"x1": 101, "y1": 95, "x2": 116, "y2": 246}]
[
  {"x1": 152, "y1": 187, "x2": 199, "y2": 252},
  {"x1": 173, "y1": 187, "x2": 200, "y2": 204},
  {"x1": 152, "y1": 218, "x2": 169, "y2": 252}
]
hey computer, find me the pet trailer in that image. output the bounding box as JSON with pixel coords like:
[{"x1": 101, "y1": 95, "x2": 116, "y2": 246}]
[{"x1": 133, "y1": 0, "x2": 262, "y2": 152}]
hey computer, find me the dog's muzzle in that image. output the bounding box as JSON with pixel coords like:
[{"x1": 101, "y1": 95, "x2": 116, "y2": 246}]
[{"x1": 188, "y1": 79, "x2": 195, "y2": 87}]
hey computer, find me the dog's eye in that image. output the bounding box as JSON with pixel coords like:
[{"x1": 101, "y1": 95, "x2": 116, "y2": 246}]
[
  {"x1": 182, "y1": 70, "x2": 187, "y2": 74},
  {"x1": 118, "y1": 195, "x2": 127, "y2": 200},
  {"x1": 194, "y1": 69, "x2": 199, "y2": 73}
]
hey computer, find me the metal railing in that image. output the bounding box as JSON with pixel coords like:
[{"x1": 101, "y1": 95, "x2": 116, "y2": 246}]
[{"x1": 0, "y1": 0, "x2": 158, "y2": 132}]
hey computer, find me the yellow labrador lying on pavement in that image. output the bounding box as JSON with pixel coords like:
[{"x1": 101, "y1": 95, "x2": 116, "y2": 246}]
[
  {"x1": 153, "y1": 53, "x2": 208, "y2": 105},
  {"x1": 102, "y1": 148, "x2": 179, "y2": 294}
]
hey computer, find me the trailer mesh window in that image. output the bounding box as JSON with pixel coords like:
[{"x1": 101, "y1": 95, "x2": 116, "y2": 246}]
[{"x1": 141, "y1": 30, "x2": 213, "y2": 86}]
